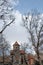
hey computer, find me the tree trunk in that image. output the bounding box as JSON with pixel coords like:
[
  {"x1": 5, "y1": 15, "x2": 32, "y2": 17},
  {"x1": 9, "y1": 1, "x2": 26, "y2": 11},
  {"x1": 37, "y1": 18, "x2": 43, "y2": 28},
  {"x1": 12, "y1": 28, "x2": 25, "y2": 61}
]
[
  {"x1": 3, "y1": 48, "x2": 4, "y2": 65},
  {"x1": 36, "y1": 49, "x2": 42, "y2": 65}
]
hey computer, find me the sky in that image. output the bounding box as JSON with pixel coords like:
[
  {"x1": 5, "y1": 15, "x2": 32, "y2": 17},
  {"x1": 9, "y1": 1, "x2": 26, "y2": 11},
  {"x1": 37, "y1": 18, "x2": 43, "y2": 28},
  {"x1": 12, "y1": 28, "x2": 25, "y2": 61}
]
[
  {"x1": 15, "y1": 0, "x2": 43, "y2": 14},
  {"x1": 4, "y1": 0, "x2": 43, "y2": 45},
  {"x1": 0, "y1": 0, "x2": 43, "y2": 54},
  {"x1": 4, "y1": 10, "x2": 28, "y2": 46}
]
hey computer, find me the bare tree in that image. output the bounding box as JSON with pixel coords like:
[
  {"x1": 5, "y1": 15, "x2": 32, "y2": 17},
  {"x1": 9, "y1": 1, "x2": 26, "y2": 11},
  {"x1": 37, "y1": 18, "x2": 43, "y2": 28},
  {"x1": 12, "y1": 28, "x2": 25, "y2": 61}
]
[
  {"x1": 21, "y1": 43, "x2": 29, "y2": 52},
  {"x1": 0, "y1": 0, "x2": 16, "y2": 34},
  {"x1": 22, "y1": 11, "x2": 43, "y2": 65},
  {"x1": 0, "y1": 1, "x2": 17, "y2": 65},
  {"x1": 0, "y1": 33, "x2": 10, "y2": 65}
]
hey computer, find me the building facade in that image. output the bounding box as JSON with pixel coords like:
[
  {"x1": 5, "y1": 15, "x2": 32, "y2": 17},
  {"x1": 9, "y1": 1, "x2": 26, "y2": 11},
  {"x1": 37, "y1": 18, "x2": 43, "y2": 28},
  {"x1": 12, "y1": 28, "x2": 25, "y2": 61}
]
[
  {"x1": 10, "y1": 41, "x2": 27, "y2": 65},
  {"x1": 0, "y1": 41, "x2": 41, "y2": 65}
]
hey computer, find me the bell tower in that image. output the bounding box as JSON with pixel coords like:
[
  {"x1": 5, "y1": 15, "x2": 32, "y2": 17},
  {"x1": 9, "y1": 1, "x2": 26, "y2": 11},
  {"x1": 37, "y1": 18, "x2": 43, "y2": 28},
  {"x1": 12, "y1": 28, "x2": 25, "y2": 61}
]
[
  {"x1": 13, "y1": 41, "x2": 20, "y2": 51},
  {"x1": 13, "y1": 41, "x2": 20, "y2": 65}
]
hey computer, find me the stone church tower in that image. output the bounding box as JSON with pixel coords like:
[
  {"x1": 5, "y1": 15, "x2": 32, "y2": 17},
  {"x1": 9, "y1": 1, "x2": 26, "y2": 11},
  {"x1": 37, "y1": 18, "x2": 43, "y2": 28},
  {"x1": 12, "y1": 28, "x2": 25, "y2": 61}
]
[
  {"x1": 10, "y1": 41, "x2": 27, "y2": 65},
  {"x1": 13, "y1": 41, "x2": 20, "y2": 51},
  {"x1": 11, "y1": 41, "x2": 20, "y2": 65}
]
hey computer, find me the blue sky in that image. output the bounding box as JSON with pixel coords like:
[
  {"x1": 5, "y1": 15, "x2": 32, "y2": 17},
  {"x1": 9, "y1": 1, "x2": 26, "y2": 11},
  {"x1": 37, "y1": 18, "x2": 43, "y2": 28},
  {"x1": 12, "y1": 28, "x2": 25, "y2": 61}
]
[
  {"x1": 0, "y1": 0, "x2": 43, "y2": 52},
  {"x1": 15, "y1": 0, "x2": 43, "y2": 14}
]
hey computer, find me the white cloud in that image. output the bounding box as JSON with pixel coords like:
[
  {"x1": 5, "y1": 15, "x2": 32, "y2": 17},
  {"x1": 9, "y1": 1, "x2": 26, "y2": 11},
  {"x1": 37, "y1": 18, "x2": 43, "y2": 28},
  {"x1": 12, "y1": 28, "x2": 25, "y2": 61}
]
[
  {"x1": 3, "y1": 10, "x2": 28, "y2": 48},
  {"x1": 8, "y1": 0, "x2": 20, "y2": 7}
]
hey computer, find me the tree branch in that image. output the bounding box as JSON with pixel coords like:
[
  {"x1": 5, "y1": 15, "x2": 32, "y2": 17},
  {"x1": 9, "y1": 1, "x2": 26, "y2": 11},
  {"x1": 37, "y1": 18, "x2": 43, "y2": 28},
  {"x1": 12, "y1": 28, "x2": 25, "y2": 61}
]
[
  {"x1": 37, "y1": 24, "x2": 43, "y2": 47},
  {"x1": 0, "y1": 18, "x2": 15, "y2": 34}
]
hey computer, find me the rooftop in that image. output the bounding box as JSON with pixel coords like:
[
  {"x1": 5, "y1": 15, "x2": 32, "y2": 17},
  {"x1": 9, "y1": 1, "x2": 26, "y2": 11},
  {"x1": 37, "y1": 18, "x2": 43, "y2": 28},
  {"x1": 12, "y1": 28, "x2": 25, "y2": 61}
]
[{"x1": 13, "y1": 41, "x2": 20, "y2": 46}]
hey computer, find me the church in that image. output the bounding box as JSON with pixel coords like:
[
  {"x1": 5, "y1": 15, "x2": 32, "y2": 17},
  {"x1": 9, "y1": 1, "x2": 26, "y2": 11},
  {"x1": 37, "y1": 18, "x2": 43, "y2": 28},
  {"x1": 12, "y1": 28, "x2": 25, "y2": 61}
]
[
  {"x1": 0, "y1": 41, "x2": 43, "y2": 65},
  {"x1": 10, "y1": 41, "x2": 35, "y2": 65}
]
